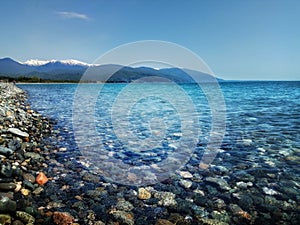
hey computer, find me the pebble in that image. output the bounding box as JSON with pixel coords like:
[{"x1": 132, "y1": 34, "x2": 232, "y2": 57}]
[
  {"x1": 155, "y1": 219, "x2": 174, "y2": 225},
  {"x1": 14, "y1": 182, "x2": 22, "y2": 192},
  {"x1": 22, "y1": 173, "x2": 36, "y2": 183},
  {"x1": 0, "y1": 196, "x2": 17, "y2": 213},
  {"x1": 236, "y1": 181, "x2": 253, "y2": 189},
  {"x1": 205, "y1": 177, "x2": 231, "y2": 191},
  {"x1": 263, "y1": 187, "x2": 279, "y2": 195},
  {"x1": 178, "y1": 171, "x2": 193, "y2": 179},
  {"x1": 0, "y1": 163, "x2": 13, "y2": 177},
  {"x1": 0, "y1": 146, "x2": 14, "y2": 156},
  {"x1": 23, "y1": 180, "x2": 35, "y2": 190},
  {"x1": 20, "y1": 188, "x2": 30, "y2": 196},
  {"x1": 7, "y1": 128, "x2": 29, "y2": 138},
  {"x1": 154, "y1": 191, "x2": 177, "y2": 206},
  {"x1": 24, "y1": 152, "x2": 42, "y2": 160},
  {"x1": 0, "y1": 214, "x2": 11, "y2": 225},
  {"x1": 36, "y1": 172, "x2": 48, "y2": 185},
  {"x1": 179, "y1": 180, "x2": 193, "y2": 189},
  {"x1": 116, "y1": 199, "x2": 134, "y2": 211},
  {"x1": 52, "y1": 212, "x2": 74, "y2": 225},
  {"x1": 32, "y1": 187, "x2": 44, "y2": 195},
  {"x1": 12, "y1": 220, "x2": 25, "y2": 225},
  {"x1": 0, "y1": 182, "x2": 17, "y2": 191},
  {"x1": 211, "y1": 210, "x2": 230, "y2": 223},
  {"x1": 109, "y1": 210, "x2": 134, "y2": 225},
  {"x1": 198, "y1": 218, "x2": 229, "y2": 225},
  {"x1": 16, "y1": 211, "x2": 35, "y2": 225}
]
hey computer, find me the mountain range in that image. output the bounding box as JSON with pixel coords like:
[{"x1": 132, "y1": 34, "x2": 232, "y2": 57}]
[{"x1": 0, "y1": 57, "x2": 223, "y2": 83}]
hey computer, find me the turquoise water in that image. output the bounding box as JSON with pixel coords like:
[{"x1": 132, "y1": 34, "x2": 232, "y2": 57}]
[
  {"x1": 18, "y1": 81, "x2": 300, "y2": 223},
  {"x1": 19, "y1": 82, "x2": 300, "y2": 172}
]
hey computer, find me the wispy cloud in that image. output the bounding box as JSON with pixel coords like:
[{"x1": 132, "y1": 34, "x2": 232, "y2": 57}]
[{"x1": 56, "y1": 11, "x2": 90, "y2": 20}]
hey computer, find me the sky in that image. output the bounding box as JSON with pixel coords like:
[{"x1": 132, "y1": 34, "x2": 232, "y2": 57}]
[{"x1": 0, "y1": 0, "x2": 299, "y2": 80}]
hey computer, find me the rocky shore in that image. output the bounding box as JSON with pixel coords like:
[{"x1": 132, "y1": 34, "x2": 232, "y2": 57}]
[
  {"x1": 0, "y1": 82, "x2": 52, "y2": 224},
  {"x1": 1, "y1": 82, "x2": 299, "y2": 225}
]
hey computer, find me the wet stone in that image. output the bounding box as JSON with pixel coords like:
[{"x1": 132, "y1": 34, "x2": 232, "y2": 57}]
[
  {"x1": 12, "y1": 220, "x2": 24, "y2": 225},
  {"x1": 0, "y1": 146, "x2": 14, "y2": 156},
  {"x1": 22, "y1": 180, "x2": 35, "y2": 191},
  {"x1": 0, "y1": 196, "x2": 17, "y2": 213},
  {"x1": 8, "y1": 139, "x2": 21, "y2": 151},
  {"x1": 0, "y1": 183, "x2": 16, "y2": 191},
  {"x1": 20, "y1": 189, "x2": 30, "y2": 196},
  {"x1": 24, "y1": 152, "x2": 42, "y2": 160},
  {"x1": 0, "y1": 214, "x2": 11, "y2": 225},
  {"x1": 0, "y1": 163, "x2": 12, "y2": 177},
  {"x1": 32, "y1": 187, "x2": 43, "y2": 195},
  {"x1": 16, "y1": 211, "x2": 35, "y2": 225},
  {"x1": 22, "y1": 173, "x2": 35, "y2": 183}
]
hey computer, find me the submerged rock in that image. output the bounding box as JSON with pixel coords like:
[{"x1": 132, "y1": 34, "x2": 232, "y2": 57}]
[
  {"x1": 263, "y1": 187, "x2": 280, "y2": 195},
  {"x1": 179, "y1": 180, "x2": 193, "y2": 189},
  {"x1": 138, "y1": 187, "x2": 151, "y2": 200},
  {"x1": 116, "y1": 199, "x2": 134, "y2": 211},
  {"x1": 16, "y1": 211, "x2": 35, "y2": 225},
  {"x1": 110, "y1": 210, "x2": 134, "y2": 225},
  {"x1": 53, "y1": 212, "x2": 74, "y2": 225},
  {"x1": 178, "y1": 171, "x2": 193, "y2": 179},
  {"x1": 154, "y1": 191, "x2": 177, "y2": 206},
  {"x1": 198, "y1": 218, "x2": 229, "y2": 225},
  {"x1": 205, "y1": 177, "x2": 231, "y2": 191},
  {"x1": 155, "y1": 219, "x2": 174, "y2": 225}
]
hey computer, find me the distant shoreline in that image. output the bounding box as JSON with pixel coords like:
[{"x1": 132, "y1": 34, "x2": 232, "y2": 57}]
[{"x1": 15, "y1": 80, "x2": 300, "y2": 84}]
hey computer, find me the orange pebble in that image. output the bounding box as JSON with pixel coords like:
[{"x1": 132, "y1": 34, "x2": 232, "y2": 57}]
[{"x1": 36, "y1": 172, "x2": 48, "y2": 185}]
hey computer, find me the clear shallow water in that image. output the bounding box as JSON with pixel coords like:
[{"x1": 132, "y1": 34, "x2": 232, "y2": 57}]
[
  {"x1": 18, "y1": 82, "x2": 300, "y2": 169},
  {"x1": 18, "y1": 81, "x2": 300, "y2": 220}
]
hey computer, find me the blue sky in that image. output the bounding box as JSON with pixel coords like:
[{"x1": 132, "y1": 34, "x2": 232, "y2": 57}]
[{"x1": 0, "y1": 0, "x2": 299, "y2": 80}]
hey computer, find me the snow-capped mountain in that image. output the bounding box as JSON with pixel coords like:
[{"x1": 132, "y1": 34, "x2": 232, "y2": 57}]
[
  {"x1": 0, "y1": 57, "x2": 222, "y2": 82},
  {"x1": 0, "y1": 57, "x2": 90, "y2": 79},
  {"x1": 22, "y1": 59, "x2": 93, "y2": 67}
]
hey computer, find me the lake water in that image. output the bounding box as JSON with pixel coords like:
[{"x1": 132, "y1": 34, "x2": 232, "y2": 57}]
[{"x1": 18, "y1": 81, "x2": 300, "y2": 224}]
